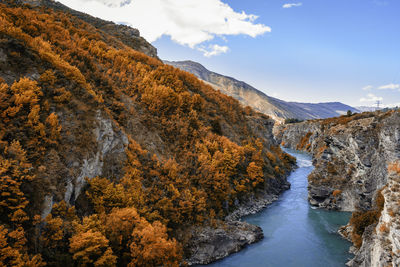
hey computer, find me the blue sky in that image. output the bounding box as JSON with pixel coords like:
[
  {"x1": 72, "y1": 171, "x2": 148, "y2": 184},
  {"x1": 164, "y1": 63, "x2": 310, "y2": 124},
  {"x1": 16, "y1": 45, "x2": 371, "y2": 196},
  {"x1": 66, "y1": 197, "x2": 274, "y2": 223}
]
[{"x1": 59, "y1": 0, "x2": 400, "y2": 107}]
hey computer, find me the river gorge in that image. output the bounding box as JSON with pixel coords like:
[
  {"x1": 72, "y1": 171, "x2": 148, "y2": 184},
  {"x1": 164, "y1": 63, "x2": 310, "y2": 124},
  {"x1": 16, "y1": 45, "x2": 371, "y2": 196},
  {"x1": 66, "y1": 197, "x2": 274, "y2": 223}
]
[{"x1": 206, "y1": 149, "x2": 353, "y2": 267}]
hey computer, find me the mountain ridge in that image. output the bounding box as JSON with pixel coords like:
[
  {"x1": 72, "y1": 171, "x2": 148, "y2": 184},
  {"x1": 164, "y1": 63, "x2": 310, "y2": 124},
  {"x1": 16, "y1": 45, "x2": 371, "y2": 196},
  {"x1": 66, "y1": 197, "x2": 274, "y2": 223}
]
[
  {"x1": 12, "y1": 0, "x2": 158, "y2": 58},
  {"x1": 165, "y1": 60, "x2": 359, "y2": 122}
]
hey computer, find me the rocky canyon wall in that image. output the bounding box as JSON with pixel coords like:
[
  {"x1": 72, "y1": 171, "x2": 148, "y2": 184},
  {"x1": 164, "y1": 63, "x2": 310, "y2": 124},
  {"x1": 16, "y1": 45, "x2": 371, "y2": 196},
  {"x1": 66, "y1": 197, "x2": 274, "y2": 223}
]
[{"x1": 274, "y1": 110, "x2": 400, "y2": 266}]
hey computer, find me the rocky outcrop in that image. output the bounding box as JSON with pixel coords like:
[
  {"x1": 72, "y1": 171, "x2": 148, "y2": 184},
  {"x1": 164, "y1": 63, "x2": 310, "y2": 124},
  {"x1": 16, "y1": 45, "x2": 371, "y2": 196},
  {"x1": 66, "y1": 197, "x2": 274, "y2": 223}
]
[
  {"x1": 66, "y1": 110, "x2": 128, "y2": 203},
  {"x1": 273, "y1": 120, "x2": 321, "y2": 152},
  {"x1": 275, "y1": 111, "x2": 400, "y2": 211},
  {"x1": 225, "y1": 191, "x2": 282, "y2": 222},
  {"x1": 186, "y1": 221, "x2": 263, "y2": 265},
  {"x1": 165, "y1": 60, "x2": 359, "y2": 122},
  {"x1": 274, "y1": 110, "x2": 400, "y2": 266},
  {"x1": 41, "y1": 110, "x2": 128, "y2": 218},
  {"x1": 346, "y1": 168, "x2": 400, "y2": 267}
]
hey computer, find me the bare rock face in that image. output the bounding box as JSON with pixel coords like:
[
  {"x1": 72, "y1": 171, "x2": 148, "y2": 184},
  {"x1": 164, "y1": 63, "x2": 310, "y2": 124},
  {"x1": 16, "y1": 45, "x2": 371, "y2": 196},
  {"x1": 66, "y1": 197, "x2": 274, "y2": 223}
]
[
  {"x1": 347, "y1": 171, "x2": 400, "y2": 267},
  {"x1": 66, "y1": 110, "x2": 128, "y2": 203},
  {"x1": 225, "y1": 192, "x2": 281, "y2": 222},
  {"x1": 274, "y1": 110, "x2": 400, "y2": 266},
  {"x1": 273, "y1": 121, "x2": 321, "y2": 152},
  {"x1": 41, "y1": 110, "x2": 128, "y2": 218},
  {"x1": 185, "y1": 221, "x2": 263, "y2": 265},
  {"x1": 275, "y1": 111, "x2": 400, "y2": 212},
  {"x1": 99, "y1": 23, "x2": 158, "y2": 58}
]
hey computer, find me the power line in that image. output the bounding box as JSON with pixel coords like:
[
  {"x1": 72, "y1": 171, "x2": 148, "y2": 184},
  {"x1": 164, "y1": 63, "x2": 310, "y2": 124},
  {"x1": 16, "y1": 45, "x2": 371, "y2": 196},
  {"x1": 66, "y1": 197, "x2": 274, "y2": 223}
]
[{"x1": 376, "y1": 100, "x2": 381, "y2": 109}]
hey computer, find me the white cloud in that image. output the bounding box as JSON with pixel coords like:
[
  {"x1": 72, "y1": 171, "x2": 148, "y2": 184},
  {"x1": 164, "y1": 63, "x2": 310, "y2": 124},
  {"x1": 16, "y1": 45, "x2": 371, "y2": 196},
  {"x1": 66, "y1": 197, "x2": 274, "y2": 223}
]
[
  {"x1": 58, "y1": 0, "x2": 270, "y2": 54},
  {"x1": 383, "y1": 102, "x2": 400, "y2": 108},
  {"x1": 198, "y1": 44, "x2": 229, "y2": 57},
  {"x1": 282, "y1": 3, "x2": 303, "y2": 8},
  {"x1": 362, "y1": 85, "x2": 373, "y2": 91},
  {"x1": 378, "y1": 83, "x2": 400, "y2": 90},
  {"x1": 80, "y1": 0, "x2": 131, "y2": 7},
  {"x1": 360, "y1": 93, "x2": 383, "y2": 103}
]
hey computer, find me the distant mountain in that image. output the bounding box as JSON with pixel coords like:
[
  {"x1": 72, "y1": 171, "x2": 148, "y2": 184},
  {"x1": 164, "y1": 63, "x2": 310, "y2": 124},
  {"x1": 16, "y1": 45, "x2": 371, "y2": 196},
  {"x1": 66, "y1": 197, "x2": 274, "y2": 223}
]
[
  {"x1": 165, "y1": 60, "x2": 359, "y2": 122},
  {"x1": 356, "y1": 106, "x2": 379, "y2": 112}
]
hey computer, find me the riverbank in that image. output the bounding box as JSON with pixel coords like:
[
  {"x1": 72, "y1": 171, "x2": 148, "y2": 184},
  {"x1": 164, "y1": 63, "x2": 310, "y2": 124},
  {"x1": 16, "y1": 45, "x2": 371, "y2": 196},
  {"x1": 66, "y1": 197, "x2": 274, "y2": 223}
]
[
  {"x1": 186, "y1": 166, "x2": 292, "y2": 265},
  {"x1": 203, "y1": 149, "x2": 352, "y2": 266}
]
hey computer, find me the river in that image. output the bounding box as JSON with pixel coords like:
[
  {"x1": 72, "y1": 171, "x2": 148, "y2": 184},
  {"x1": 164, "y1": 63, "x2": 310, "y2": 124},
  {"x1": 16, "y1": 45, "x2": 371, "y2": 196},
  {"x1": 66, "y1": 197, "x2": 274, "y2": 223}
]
[{"x1": 207, "y1": 148, "x2": 353, "y2": 267}]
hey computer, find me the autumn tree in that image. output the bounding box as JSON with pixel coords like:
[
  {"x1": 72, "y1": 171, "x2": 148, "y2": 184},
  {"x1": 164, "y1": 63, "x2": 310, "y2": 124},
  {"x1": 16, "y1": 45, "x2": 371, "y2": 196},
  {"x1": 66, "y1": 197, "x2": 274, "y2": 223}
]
[
  {"x1": 104, "y1": 208, "x2": 140, "y2": 265},
  {"x1": 129, "y1": 219, "x2": 181, "y2": 267},
  {"x1": 0, "y1": 141, "x2": 32, "y2": 225},
  {"x1": 10, "y1": 77, "x2": 43, "y2": 108},
  {"x1": 41, "y1": 201, "x2": 79, "y2": 264},
  {"x1": 69, "y1": 230, "x2": 117, "y2": 267},
  {"x1": 0, "y1": 225, "x2": 44, "y2": 267},
  {"x1": 86, "y1": 177, "x2": 132, "y2": 214},
  {"x1": 45, "y1": 112, "x2": 62, "y2": 142}
]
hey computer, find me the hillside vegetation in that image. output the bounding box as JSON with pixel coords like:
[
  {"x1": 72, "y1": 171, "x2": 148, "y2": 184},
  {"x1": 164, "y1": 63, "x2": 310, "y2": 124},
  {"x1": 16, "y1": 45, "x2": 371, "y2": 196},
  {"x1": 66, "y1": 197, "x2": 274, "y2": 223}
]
[{"x1": 0, "y1": 1, "x2": 295, "y2": 266}]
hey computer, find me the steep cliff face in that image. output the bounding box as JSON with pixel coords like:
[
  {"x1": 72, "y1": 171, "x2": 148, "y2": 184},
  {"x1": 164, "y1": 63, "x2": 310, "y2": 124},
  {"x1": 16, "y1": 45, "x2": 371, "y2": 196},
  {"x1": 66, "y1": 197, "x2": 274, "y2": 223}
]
[
  {"x1": 275, "y1": 111, "x2": 400, "y2": 211},
  {"x1": 274, "y1": 110, "x2": 400, "y2": 266},
  {"x1": 166, "y1": 60, "x2": 359, "y2": 122},
  {"x1": 347, "y1": 167, "x2": 400, "y2": 267}
]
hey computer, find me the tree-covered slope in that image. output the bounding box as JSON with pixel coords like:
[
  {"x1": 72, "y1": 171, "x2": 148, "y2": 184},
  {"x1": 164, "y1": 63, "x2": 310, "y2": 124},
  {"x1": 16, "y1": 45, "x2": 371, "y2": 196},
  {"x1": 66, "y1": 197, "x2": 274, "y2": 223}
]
[{"x1": 0, "y1": 1, "x2": 295, "y2": 265}]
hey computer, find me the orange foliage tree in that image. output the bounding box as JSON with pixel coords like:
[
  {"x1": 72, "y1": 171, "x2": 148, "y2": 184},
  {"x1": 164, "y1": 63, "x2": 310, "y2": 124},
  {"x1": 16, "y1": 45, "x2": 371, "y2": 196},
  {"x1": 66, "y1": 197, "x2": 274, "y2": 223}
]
[
  {"x1": 69, "y1": 230, "x2": 117, "y2": 267},
  {"x1": 129, "y1": 219, "x2": 181, "y2": 267}
]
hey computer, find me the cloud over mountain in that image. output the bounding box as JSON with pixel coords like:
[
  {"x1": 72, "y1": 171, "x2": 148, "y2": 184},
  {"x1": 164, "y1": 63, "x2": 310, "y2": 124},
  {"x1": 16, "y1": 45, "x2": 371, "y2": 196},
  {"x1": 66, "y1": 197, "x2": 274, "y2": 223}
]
[{"x1": 59, "y1": 0, "x2": 270, "y2": 56}]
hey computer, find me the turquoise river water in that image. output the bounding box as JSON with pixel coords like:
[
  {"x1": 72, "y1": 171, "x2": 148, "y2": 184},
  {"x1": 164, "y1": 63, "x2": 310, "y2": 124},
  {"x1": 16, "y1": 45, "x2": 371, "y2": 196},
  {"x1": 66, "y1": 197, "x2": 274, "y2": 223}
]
[{"x1": 207, "y1": 148, "x2": 353, "y2": 267}]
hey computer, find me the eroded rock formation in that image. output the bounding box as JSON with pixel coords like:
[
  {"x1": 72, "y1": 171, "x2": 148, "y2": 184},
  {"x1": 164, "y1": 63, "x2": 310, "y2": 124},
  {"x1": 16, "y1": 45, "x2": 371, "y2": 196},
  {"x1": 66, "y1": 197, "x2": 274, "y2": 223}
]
[{"x1": 274, "y1": 110, "x2": 400, "y2": 266}]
